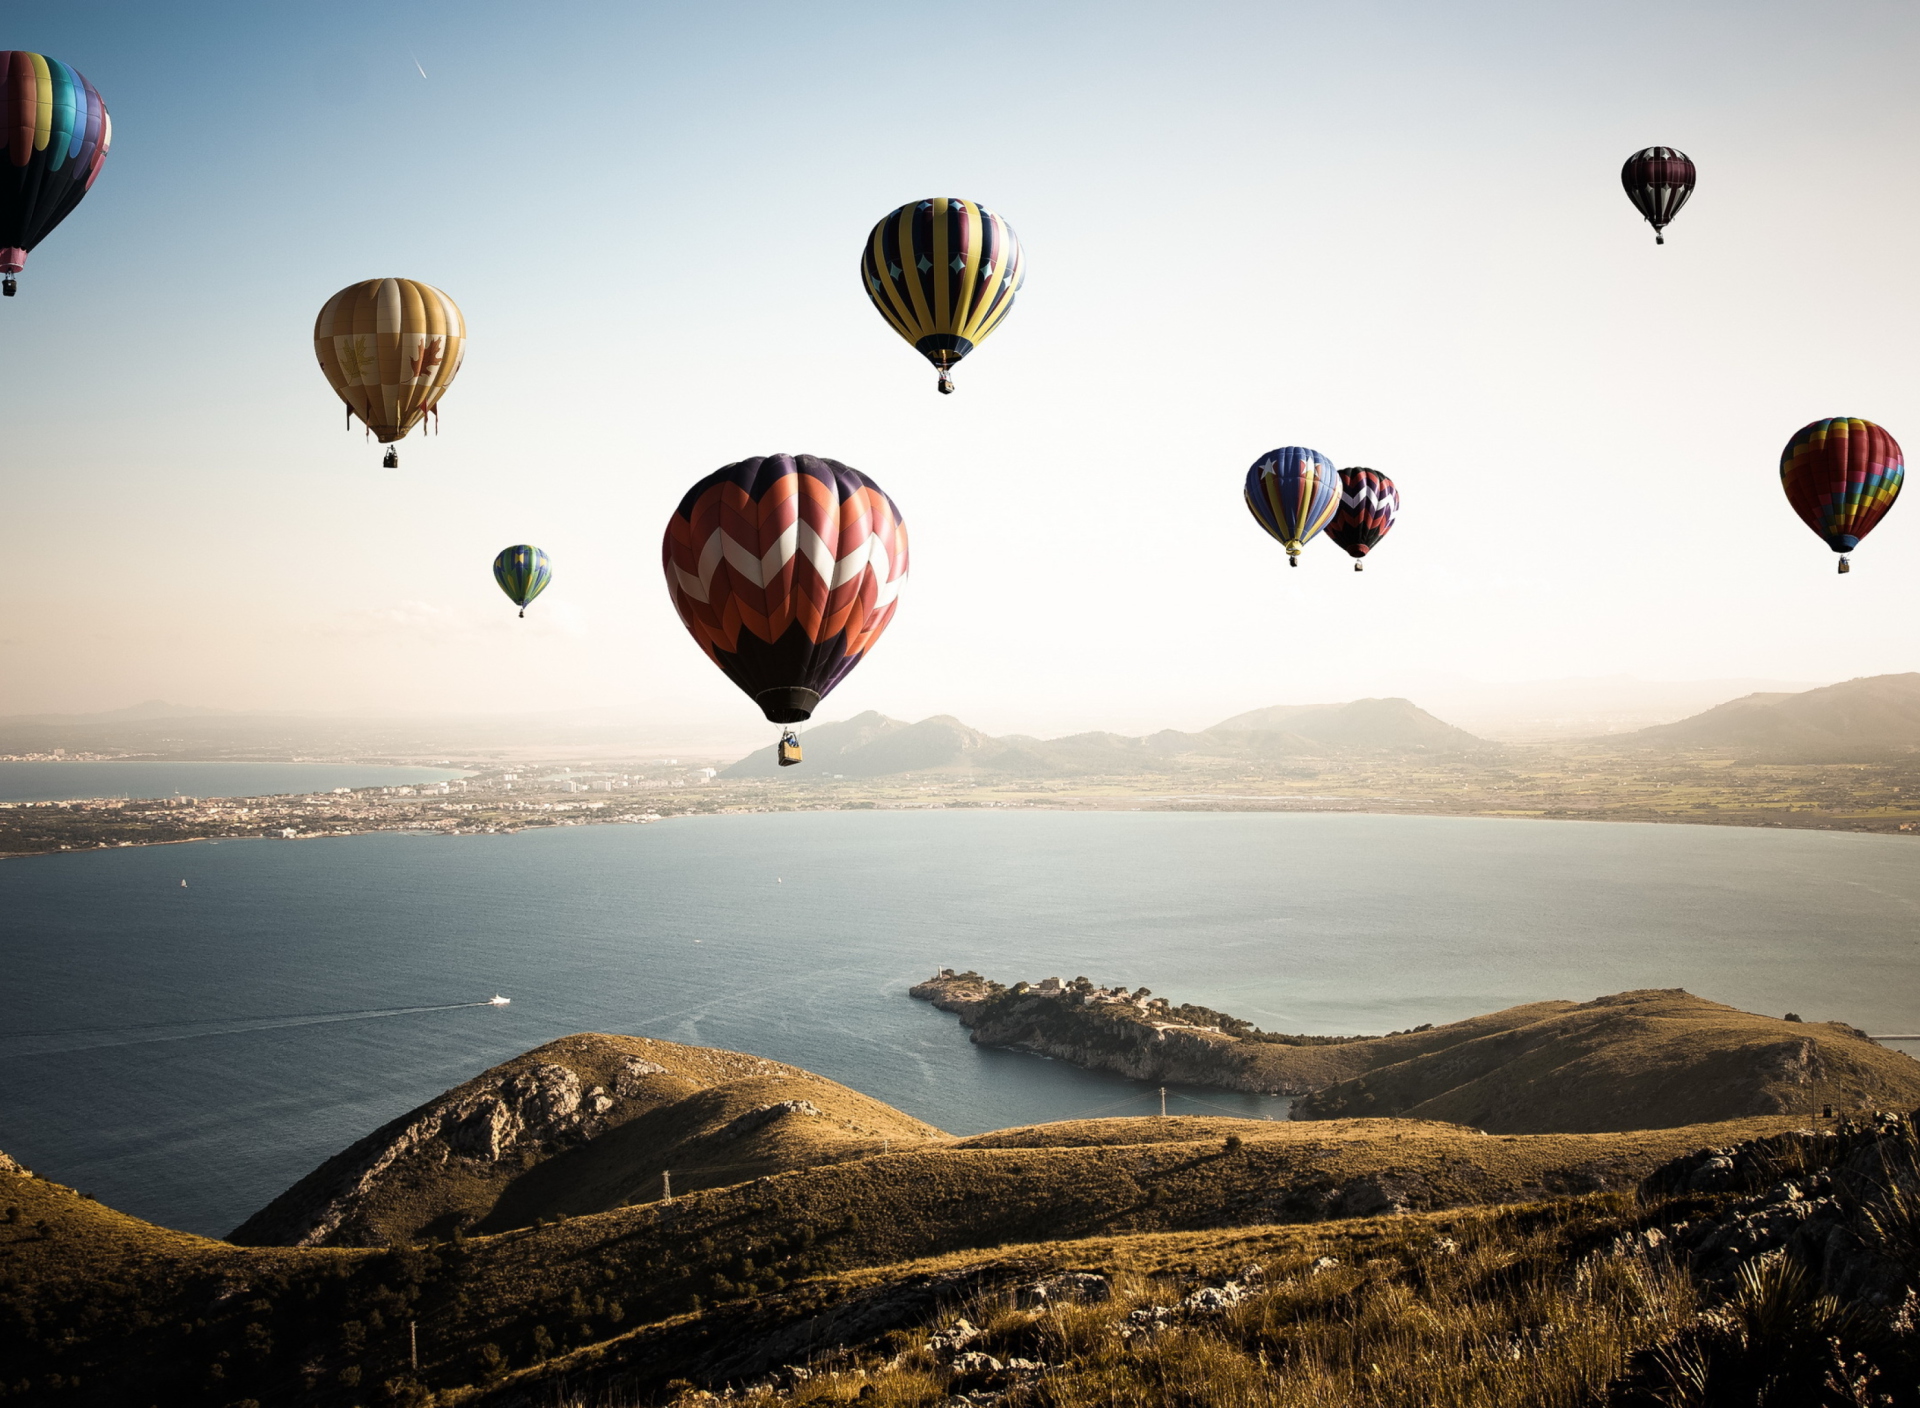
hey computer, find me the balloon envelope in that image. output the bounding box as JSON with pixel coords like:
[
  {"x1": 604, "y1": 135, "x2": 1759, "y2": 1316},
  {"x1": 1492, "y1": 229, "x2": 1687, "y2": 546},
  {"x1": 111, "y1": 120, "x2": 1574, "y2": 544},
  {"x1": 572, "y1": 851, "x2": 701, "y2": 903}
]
[
  {"x1": 314, "y1": 278, "x2": 466, "y2": 444},
  {"x1": 1779, "y1": 417, "x2": 1902, "y2": 570},
  {"x1": 860, "y1": 197, "x2": 1024, "y2": 392},
  {"x1": 1326, "y1": 468, "x2": 1400, "y2": 565},
  {"x1": 493, "y1": 545, "x2": 552, "y2": 614},
  {"x1": 0, "y1": 52, "x2": 111, "y2": 284},
  {"x1": 1621, "y1": 147, "x2": 1695, "y2": 243},
  {"x1": 1245, "y1": 447, "x2": 1341, "y2": 564},
  {"x1": 663, "y1": 454, "x2": 909, "y2": 723}
]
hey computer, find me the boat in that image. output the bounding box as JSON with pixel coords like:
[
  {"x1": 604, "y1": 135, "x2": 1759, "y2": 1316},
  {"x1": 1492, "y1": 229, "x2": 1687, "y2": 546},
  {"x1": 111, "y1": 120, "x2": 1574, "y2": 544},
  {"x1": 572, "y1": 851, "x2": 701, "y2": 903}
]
[{"x1": 488, "y1": 995, "x2": 511, "y2": 1006}]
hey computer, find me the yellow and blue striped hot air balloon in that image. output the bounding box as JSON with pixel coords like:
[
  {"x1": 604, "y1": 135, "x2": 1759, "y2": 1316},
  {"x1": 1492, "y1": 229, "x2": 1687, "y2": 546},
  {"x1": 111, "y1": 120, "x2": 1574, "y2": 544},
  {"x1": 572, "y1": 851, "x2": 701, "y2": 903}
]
[
  {"x1": 860, "y1": 198, "x2": 1025, "y2": 394},
  {"x1": 492, "y1": 545, "x2": 551, "y2": 618},
  {"x1": 1245, "y1": 447, "x2": 1342, "y2": 567}
]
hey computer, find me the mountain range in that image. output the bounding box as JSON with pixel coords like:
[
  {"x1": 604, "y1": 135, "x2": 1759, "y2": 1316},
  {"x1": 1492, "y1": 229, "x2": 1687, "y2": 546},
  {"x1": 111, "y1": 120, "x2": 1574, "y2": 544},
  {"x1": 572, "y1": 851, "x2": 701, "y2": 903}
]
[
  {"x1": 726, "y1": 674, "x2": 1920, "y2": 777},
  {"x1": 724, "y1": 697, "x2": 1487, "y2": 778}
]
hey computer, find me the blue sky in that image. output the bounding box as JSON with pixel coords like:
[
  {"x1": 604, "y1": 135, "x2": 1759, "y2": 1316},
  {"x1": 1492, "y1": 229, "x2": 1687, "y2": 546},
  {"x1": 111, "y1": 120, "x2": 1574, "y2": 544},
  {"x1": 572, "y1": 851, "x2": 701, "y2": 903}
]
[{"x1": 4, "y1": 0, "x2": 1919, "y2": 741}]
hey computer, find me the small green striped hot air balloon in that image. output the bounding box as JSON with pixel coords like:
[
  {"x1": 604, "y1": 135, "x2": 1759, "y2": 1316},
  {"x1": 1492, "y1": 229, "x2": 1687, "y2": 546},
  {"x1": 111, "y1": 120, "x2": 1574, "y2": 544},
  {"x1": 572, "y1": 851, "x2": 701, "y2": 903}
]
[{"x1": 492, "y1": 545, "x2": 551, "y2": 618}]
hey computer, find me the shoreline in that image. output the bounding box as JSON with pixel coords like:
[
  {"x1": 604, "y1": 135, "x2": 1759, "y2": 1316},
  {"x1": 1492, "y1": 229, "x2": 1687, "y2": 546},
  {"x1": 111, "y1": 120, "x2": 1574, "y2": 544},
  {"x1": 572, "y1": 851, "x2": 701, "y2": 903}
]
[{"x1": 4, "y1": 791, "x2": 1919, "y2": 862}]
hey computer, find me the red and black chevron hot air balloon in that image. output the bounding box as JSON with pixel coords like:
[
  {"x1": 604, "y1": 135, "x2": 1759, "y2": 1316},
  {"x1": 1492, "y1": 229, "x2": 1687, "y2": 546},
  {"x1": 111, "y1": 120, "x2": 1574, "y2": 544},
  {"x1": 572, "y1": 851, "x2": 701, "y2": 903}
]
[
  {"x1": 1621, "y1": 147, "x2": 1695, "y2": 245},
  {"x1": 663, "y1": 455, "x2": 908, "y2": 762},
  {"x1": 1779, "y1": 418, "x2": 1903, "y2": 574},
  {"x1": 1326, "y1": 468, "x2": 1400, "y2": 572}
]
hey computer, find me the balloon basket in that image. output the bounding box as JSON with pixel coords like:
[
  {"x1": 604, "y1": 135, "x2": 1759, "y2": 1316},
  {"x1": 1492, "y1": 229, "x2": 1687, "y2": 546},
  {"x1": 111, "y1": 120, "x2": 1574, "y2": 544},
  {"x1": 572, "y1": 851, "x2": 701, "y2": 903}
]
[
  {"x1": 937, "y1": 371, "x2": 954, "y2": 395},
  {"x1": 1354, "y1": 562, "x2": 1363, "y2": 572},
  {"x1": 1, "y1": 278, "x2": 14, "y2": 298},
  {"x1": 382, "y1": 447, "x2": 399, "y2": 469},
  {"x1": 1838, "y1": 556, "x2": 1851, "y2": 575}
]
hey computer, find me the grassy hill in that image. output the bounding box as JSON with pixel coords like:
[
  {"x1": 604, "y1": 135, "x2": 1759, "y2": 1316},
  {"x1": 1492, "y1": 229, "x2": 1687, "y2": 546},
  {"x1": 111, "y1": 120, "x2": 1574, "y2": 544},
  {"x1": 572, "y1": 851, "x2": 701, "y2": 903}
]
[
  {"x1": 917, "y1": 976, "x2": 1920, "y2": 1131},
  {"x1": 229, "y1": 1033, "x2": 944, "y2": 1248},
  {"x1": 6, "y1": 1021, "x2": 1917, "y2": 1407},
  {"x1": 724, "y1": 699, "x2": 1488, "y2": 779},
  {"x1": 1620, "y1": 672, "x2": 1920, "y2": 760}
]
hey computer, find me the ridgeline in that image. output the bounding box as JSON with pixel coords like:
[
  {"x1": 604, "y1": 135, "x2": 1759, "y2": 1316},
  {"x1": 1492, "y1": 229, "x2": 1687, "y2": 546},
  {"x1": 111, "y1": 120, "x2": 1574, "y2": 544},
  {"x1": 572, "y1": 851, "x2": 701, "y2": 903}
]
[{"x1": 910, "y1": 972, "x2": 1920, "y2": 1132}]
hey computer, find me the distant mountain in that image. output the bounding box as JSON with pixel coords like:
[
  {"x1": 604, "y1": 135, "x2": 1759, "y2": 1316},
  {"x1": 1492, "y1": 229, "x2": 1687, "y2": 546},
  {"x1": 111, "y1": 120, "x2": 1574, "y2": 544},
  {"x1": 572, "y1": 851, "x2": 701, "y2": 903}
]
[
  {"x1": 724, "y1": 698, "x2": 1488, "y2": 779},
  {"x1": 1209, "y1": 697, "x2": 1485, "y2": 752},
  {"x1": 1619, "y1": 673, "x2": 1920, "y2": 760}
]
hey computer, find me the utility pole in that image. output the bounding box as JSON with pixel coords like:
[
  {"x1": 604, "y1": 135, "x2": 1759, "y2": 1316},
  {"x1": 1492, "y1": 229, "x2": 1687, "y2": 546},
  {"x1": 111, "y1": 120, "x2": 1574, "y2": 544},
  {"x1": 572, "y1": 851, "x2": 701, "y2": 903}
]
[
  {"x1": 662, "y1": 1170, "x2": 672, "y2": 1204},
  {"x1": 1159, "y1": 1087, "x2": 1166, "y2": 1118},
  {"x1": 409, "y1": 1319, "x2": 418, "y2": 1370}
]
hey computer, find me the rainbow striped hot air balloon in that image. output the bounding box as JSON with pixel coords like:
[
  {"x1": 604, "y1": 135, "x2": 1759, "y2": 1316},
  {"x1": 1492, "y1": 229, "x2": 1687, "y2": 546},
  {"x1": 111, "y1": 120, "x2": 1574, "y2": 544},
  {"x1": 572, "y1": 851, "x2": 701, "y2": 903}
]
[
  {"x1": 1, "y1": 52, "x2": 112, "y2": 297},
  {"x1": 1245, "y1": 447, "x2": 1341, "y2": 567},
  {"x1": 1779, "y1": 418, "x2": 1903, "y2": 574}
]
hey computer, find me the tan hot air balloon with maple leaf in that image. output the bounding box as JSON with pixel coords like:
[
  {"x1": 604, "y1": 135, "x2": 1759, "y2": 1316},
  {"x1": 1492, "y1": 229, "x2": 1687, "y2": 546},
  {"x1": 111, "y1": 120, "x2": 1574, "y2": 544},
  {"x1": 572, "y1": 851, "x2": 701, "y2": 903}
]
[{"x1": 313, "y1": 278, "x2": 466, "y2": 466}]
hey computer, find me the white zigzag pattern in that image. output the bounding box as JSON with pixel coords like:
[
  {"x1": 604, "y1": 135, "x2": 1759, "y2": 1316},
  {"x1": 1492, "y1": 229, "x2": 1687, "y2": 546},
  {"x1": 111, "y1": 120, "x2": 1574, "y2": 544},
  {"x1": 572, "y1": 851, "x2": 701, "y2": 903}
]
[
  {"x1": 1340, "y1": 486, "x2": 1399, "y2": 515},
  {"x1": 673, "y1": 526, "x2": 904, "y2": 610}
]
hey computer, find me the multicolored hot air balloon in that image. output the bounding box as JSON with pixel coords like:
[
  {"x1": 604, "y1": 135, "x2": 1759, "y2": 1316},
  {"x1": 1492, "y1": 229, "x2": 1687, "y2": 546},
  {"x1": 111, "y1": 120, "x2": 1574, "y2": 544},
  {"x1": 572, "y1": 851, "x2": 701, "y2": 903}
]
[
  {"x1": 860, "y1": 198, "x2": 1024, "y2": 394},
  {"x1": 1, "y1": 52, "x2": 111, "y2": 297},
  {"x1": 1326, "y1": 468, "x2": 1400, "y2": 571},
  {"x1": 1621, "y1": 147, "x2": 1695, "y2": 245},
  {"x1": 314, "y1": 278, "x2": 466, "y2": 467},
  {"x1": 493, "y1": 545, "x2": 552, "y2": 618},
  {"x1": 1779, "y1": 418, "x2": 1903, "y2": 574},
  {"x1": 663, "y1": 455, "x2": 908, "y2": 754},
  {"x1": 1245, "y1": 447, "x2": 1341, "y2": 567}
]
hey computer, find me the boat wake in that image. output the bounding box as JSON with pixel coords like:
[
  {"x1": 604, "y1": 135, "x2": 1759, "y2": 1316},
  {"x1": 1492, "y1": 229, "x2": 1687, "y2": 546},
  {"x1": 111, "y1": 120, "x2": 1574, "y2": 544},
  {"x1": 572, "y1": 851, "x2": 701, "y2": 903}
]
[{"x1": 0, "y1": 999, "x2": 511, "y2": 1059}]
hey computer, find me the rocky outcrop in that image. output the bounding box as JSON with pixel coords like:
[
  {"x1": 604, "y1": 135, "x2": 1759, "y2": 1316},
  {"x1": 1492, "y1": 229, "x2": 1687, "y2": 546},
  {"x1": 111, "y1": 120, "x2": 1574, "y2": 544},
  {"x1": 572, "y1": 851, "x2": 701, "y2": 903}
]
[
  {"x1": 0, "y1": 1150, "x2": 28, "y2": 1177},
  {"x1": 715, "y1": 1101, "x2": 826, "y2": 1141},
  {"x1": 913, "y1": 975, "x2": 1920, "y2": 1134},
  {"x1": 232, "y1": 1055, "x2": 626, "y2": 1247}
]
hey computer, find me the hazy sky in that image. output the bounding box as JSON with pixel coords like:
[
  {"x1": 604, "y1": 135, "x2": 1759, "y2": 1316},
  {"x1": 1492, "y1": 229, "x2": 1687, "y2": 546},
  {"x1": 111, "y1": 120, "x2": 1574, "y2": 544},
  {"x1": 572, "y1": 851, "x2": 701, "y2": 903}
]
[{"x1": 5, "y1": 0, "x2": 1918, "y2": 744}]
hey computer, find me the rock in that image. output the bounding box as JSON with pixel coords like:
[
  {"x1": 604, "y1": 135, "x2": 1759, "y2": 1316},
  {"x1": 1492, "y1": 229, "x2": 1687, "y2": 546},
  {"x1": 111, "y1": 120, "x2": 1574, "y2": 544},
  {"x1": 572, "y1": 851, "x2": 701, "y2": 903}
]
[
  {"x1": 951, "y1": 1351, "x2": 1004, "y2": 1375},
  {"x1": 0, "y1": 1150, "x2": 29, "y2": 1177},
  {"x1": 1334, "y1": 1170, "x2": 1427, "y2": 1216},
  {"x1": 1014, "y1": 1272, "x2": 1111, "y2": 1308},
  {"x1": 715, "y1": 1100, "x2": 826, "y2": 1142},
  {"x1": 926, "y1": 1319, "x2": 980, "y2": 1357},
  {"x1": 1311, "y1": 1256, "x2": 1340, "y2": 1273},
  {"x1": 1686, "y1": 1154, "x2": 1736, "y2": 1192},
  {"x1": 1181, "y1": 1282, "x2": 1250, "y2": 1314},
  {"x1": 613, "y1": 1055, "x2": 670, "y2": 1096}
]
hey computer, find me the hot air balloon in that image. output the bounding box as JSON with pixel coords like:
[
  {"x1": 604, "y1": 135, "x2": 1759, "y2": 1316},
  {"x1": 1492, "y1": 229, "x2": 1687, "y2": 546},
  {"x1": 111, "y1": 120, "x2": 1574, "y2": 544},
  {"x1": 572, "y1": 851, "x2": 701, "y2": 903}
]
[
  {"x1": 1245, "y1": 447, "x2": 1341, "y2": 567},
  {"x1": 1779, "y1": 418, "x2": 1903, "y2": 574},
  {"x1": 1621, "y1": 147, "x2": 1695, "y2": 245},
  {"x1": 663, "y1": 454, "x2": 908, "y2": 765},
  {"x1": 1, "y1": 52, "x2": 111, "y2": 298},
  {"x1": 860, "y1": 197, "x2": 1024, "y2": 394},
  {"x1": 1326, "y1": 468, "x2": 1400, "y2": 572},
  {"x1": 493, "y1": 545, "x2": 551, "y2": 618},
  {"x1": 314, "y1": 278, "x2": 466, "y2": 467}
]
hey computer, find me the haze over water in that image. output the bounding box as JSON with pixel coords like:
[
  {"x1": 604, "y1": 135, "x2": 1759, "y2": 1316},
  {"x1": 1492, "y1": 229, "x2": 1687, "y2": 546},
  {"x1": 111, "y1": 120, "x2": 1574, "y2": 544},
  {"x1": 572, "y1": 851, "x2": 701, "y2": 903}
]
[{"x1": 3, "y1": 808, "x2": 1916, "y2": 1237}]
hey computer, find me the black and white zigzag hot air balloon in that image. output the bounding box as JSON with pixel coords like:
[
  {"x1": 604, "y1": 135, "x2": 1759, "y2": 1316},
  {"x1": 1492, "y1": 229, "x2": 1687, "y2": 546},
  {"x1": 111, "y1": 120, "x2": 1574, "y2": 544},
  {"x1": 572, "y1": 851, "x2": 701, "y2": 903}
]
[{"x1": 1621, "y1": 147, "x2": 1696, "y2": 245}]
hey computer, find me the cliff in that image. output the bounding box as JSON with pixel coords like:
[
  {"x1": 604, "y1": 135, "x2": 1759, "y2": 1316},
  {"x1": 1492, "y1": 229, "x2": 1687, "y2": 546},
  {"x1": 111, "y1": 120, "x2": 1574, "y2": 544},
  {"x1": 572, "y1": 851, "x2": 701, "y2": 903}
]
[{"x1": 911, "y1": 973, "x2": 1920, "y2": 1132}]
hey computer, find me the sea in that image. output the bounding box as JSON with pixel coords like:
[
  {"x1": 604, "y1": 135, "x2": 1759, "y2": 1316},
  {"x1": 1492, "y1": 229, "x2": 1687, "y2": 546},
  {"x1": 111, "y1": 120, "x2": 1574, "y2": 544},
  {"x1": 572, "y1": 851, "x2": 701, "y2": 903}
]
[{"x1": 2, "y1": 797, "x2": 1917, "y2": 1238}]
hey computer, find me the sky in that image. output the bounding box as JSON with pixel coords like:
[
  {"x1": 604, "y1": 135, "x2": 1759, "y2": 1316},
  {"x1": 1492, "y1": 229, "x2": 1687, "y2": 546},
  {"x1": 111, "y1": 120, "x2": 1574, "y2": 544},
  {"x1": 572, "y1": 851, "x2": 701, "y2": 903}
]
[{"x1": 4, "y1": 0, "x2": 1918, "y2": 746}]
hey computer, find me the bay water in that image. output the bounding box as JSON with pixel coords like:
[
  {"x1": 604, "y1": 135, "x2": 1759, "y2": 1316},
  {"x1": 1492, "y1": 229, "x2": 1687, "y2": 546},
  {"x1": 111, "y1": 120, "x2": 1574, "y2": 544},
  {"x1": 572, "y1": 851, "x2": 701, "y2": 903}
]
[{"x1": 2, "y1": 808, "x2": 1916, "y2": 1237}]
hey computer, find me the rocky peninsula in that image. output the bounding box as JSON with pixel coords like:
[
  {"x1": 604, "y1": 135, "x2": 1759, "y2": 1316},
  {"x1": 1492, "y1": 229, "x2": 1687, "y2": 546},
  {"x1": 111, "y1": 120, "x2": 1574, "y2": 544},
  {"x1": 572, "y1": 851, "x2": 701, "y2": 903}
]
[{"x1": 909, "y1": 971, "x2": 1920, "y2": 1132}]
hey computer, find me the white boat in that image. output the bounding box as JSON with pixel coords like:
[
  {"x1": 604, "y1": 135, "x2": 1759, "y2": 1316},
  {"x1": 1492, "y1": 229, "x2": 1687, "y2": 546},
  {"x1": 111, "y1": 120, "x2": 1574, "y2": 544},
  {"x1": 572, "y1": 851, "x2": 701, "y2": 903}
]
[{"x1": 488, "y1": 995, "x2": 511, "y2": 1006}]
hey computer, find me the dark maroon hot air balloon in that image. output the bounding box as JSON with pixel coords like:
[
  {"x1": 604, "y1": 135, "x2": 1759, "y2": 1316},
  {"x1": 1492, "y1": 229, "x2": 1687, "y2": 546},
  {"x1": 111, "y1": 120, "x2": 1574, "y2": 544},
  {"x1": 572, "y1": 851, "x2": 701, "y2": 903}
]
[
  {"x1": 1621, "y1": 147, "x2": 1695, "y2": 245},
  {"x1": 1326, "y1": 468, "x2": 1399, "y2": 572}
]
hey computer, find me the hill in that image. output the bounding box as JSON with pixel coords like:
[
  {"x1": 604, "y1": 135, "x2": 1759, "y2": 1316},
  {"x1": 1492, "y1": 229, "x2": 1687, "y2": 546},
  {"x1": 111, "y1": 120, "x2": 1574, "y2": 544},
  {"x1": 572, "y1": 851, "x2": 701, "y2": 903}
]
[
  {"x1": 229, "y1": 1033, "x2": 944, "y2": 1248},
  {"x1": 724, "y1": 698, "x2": 1488, "y2": 779},
  {"x1": 8, "y1": 1048, "x2": 1917, "y2": 1406},
  {"x1": 1620, "y1": 672, "x2": 1920, "y2": 760},
  {"x1": 914, "y1": 975, "x2": 1920, "y2": 1131}
]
